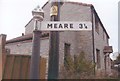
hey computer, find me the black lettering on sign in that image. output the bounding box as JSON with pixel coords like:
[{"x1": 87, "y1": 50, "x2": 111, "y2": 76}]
[
  {"x1": 64, "y1": 24, "x2": 68, "y2": 28},
  {"x1": 47, "y1": 24, "x2": 52, "y2": 28},
  {"x1": 79, "y1": 24, "x2": 83, "y2": 29},
  {"x1": 54, "y1": 24, "x2": 57, "y2": 28},
  {"x1": 59, "y1": 24, "x2": 63, "y2": 28},
  {"x1": 70, "y1": 24, "x2": 73, "y2": 28},
  {"x1": 84, "y1": 24, "x2": 88, "y2": 29}
]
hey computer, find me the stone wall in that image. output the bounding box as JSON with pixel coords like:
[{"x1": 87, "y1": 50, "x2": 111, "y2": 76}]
[
  {"x1": 92, "y1": 11, "x2": 111, "y2": 75},
  {"x1": 5, "y1": 38, "x2": 49, "y2": 57},
  {"x1": 58, "y1": 2, "x2": 93, "y2": 67}
]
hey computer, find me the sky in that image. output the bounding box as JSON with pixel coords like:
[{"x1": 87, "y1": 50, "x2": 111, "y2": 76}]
[{"x1": 0, "y1": 0, "x2": 119, "y2": 53}]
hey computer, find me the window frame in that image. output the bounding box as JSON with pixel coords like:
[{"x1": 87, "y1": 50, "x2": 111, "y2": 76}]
[
  {"x1": 96, "y1": 49, "x2": 101, "y2": 69},
  {"x1": 95, "y1": 15, "x2": 99, "y2": 34},
  {"x1": 64, "y1": 43, "x2": 71, "y2": 68}
]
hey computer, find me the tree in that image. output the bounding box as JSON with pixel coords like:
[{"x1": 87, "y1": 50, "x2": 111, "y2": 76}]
[
  {"x1": 59, "y1": 51, "x2": 95, "y2": 79},
  {"x1": 114, "y1": 53, "x2": 120, "y2": 64}
]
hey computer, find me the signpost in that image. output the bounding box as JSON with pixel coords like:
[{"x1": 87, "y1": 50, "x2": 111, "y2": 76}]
[
  {"x1": 40, "y1": 21, "x2": 92, "y2": 31},
  {"x1": 47, "y1": 0, "x2": 92, "y2": 79},
  {"x1": 47, "y1": 0, "x2": 60, "y2": 79},
  {"x1": 29, "y1": 1, "x2": 92, "y2": 79},
  {"x1": 29, "y1": 0, "x2": 92, "y2": 79}
]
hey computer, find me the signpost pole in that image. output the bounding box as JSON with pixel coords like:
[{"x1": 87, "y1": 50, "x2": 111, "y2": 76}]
[{"x1": 47, "y1": 0, "x2": 60, "y2": 79}]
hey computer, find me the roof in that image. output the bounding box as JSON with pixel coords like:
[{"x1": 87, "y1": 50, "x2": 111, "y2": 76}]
[
  {"x1": 6, "y1": 32, "x2": 49, "y2": 44},
  {"x1": 67, "y1": 1, "x2": 92, "y2": 7},
  {"x1": 103, "y1": 46, "x2": 113, "y2": 53}
]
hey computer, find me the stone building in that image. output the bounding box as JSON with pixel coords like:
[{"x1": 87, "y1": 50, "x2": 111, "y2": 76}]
[{"x1": 5, "y1": 1, "x2": 113, "y2": 76}]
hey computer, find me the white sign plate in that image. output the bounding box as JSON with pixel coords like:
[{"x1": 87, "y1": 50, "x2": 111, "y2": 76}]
[{"x1": 40, "y1": 21, "x2": 92, "y2": 31}]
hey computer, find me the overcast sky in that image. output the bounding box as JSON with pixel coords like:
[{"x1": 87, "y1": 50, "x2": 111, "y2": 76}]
[{"x1": 0, "y1": 0, "x2": 119, "y2": 53}]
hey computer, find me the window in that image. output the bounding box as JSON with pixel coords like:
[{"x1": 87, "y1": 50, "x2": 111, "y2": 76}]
[
  {"x1": 64, "y1": 43, "x2": 71, "y2": 67},
  {"x1": 95, "y1": 15, "x2": 99, "y2": 34},
  {"x1": 104, "y1": 54, "x2": 107, "y2": 70},
  {"x1": 96, "y1": 49, "x2": 101, "y2": 68},
  {"x1": 108, "y1": 57, "x2": 111, "y2": 66},
  {"x1": 64, "y1": 43, "x2": 70, "y2": 56}
]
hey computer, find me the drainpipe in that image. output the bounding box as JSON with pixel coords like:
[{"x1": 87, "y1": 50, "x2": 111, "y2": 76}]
[{"x1": 91, "y1": 6, "x2": 96, "y2": 75}]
